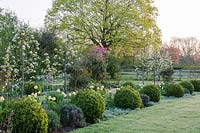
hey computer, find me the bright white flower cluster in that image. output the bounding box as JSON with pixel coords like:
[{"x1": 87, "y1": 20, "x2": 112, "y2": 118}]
[
  {"x1": 97, "y1": 86, "x2": 104, "y2": 91},
  {"x1": 100, "y1": 86, "x2": 104, "y2": 90},
  {"x1": 68, "y1": 91, "x2": 77, "y2": 97},
  {"x1": 34, "y1": 85, "x2": 38, "y2": 90},
  {"x1": 116, "y1": 88, "x2": 121, "y2": 91},
  {"x1": 107, "y1": 90, "x2": 113, "y2": 93},
  {"x1": 48, "y1": 96, "x2": 56, "y2": 101},
  {"x1": 55, "y1": 90, "x2": 67, "y2": 97},
  {"x1": 89, "y1": 84, "x2": 105, "y2": 91},
  {"x1": 1, "y1": 24, "x2": 41, "y2": 83},
  {"x1": 89, "y1": 85, "x2": 94, "y2": 89},
  {"x1": 0, "y1": 96, "x2": 5, "y2": 103},
  {"x1": 28, "y1": 93, "x2": 38, "y2": 97},
  {"x1": 61, "y1": 92, "x2": 67, "y2": 97}
]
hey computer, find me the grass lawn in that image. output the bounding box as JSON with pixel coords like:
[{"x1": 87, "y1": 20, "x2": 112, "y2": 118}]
[{"x1": 73, "y1": 94, "x2": 200, "y2": 133}]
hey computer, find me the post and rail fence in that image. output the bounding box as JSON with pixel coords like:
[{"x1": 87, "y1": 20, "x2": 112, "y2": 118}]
[{"x1": 120, "y1": 69, "x2": 200, "y2": 81}]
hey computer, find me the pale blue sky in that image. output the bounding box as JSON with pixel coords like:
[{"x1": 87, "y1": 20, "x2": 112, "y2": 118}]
[
  {"x1": 0, "y1": 0, "x2": 52, "y2": 27},
  {"x1": 0, "y1": 0, "x2": 200, "y2": 41}
]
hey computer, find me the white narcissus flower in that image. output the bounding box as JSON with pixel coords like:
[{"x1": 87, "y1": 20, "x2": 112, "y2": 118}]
[
  {"x1": 62, "y1": 92, "x2": 66, "y2": 97},
  {"x1": 34, "y1": 93, "x2": 37, "y2": 97},
  {"x1": 21, "y1": 32, "x2": 25, "y2": 36},
  {"x1": 89, "y1": 86, "x2": 94, "y2": 89},
  {"x1": 0, "y1": 96, "x2": 5, "y2": 103},
  {"x1": 56, "y1": 89, "x2": 61, "y2": 92},
  {"x1": 48, "y1": 96, "x2": 56, "y2": 101},
  {"x1": 68, "y1": 93, "x2": 72, "y2": 97},
  {"x1": 48, "y1": 96, "x2": 52, "y2": 100},
  {"x1": 22, "y1": 45, "x2": 26, "y2": 50},
  {"x1": 100, "y1": 86, "x2": 104, "y2": 91},
  {"x1": 52, "y1": 97, "x2": 56, "y2": 101},
  {"x1": 116, "y1": 88, "x2": 120, "y2": 91},
  {"x1": 72, "y1": 92, "x2": 76, "y2": 95},
  {"x1": 108, "y1": 90, "x2": 112, "y2": 93},
  {"x1": 34, "y1": 85, "x2": 38, "y2": 90}
]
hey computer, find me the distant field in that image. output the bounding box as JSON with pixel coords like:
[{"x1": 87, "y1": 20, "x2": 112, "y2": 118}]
[{"x1": 73, "y1": 93, "x2": 200, "y2": 133}]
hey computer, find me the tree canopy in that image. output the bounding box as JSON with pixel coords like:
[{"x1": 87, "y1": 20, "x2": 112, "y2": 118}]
[{"x1": 45, "y1": 0, "x2": 161, "y2": 56}]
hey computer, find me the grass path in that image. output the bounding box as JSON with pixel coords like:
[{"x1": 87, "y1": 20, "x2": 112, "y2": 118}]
[{"x1": 73, "y1": 94, "x2": 200, "y2": 133}]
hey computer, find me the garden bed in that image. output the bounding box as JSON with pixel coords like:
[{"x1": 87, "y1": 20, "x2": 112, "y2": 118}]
[{"x1": 72, "y1": 93, "x2": 200, "y2": 133}]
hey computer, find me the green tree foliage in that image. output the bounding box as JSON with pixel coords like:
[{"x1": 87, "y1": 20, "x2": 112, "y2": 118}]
[
  {"x1": 32, "y1": 29, "x2": 61, "y2": 75},
  {"x1": 85, "y1": 53, "x2": 107, "y2": 81},
  {"x1": 45, "y1": 0, "x2": 161, "y2": 56},
  {"x1": 106, "y1": 54, "x2": 120, "y2": 79},
  {"x1": 160, "y1": 67, "x2": 174, "y2": 82},
  {"x1": 33, "y1": 29, "x2": 59, "y2": 61}
]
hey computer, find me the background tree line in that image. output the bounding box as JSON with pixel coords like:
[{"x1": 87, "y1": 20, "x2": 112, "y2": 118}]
[
  {"x1": 0, "y1": 0, "x2": 162, "y2": 90},
  {"x1": 162, "y1": 37, "x2": 200, "y2": 69}
]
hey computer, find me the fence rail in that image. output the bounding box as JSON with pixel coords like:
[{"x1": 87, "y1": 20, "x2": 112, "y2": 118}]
[{"x1": 121, "y1": 69, "x2": 200, "y2": 80}]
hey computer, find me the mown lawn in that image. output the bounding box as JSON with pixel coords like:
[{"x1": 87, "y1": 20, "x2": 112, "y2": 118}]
[{"x1": 73, "y1": 94, "x2": 200, "y2": 133}]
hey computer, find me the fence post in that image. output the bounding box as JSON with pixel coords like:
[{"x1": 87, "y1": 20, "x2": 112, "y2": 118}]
[
  {"x1": 153, "y1": 71, "x2": 156, "y2": 84},
  {"x1": 142, "y1": 67, "x2": 145, "y2": 85},
  {"x1": 146, "y1": 71, "x2": 149, "y2": 80},
  {"x1": 179, "y1": 69, "x2": 182, "y2": 81}
]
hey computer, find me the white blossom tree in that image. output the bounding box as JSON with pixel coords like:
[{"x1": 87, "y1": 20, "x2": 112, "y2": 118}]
[
  {"x1": 1, "y1": 24, "x2": 40, "y2": 96},
  {"x1": 0, "y1": 8, "x2": 18, "y2": 91},
  {"x1": 146, "y1": 49, "x2": 172, "y2": 84},
  {"x1": 140, "y1": 47, "x2": 172, "y2": 84},
  {"x1": 0, "y1": 8, "x2": 18, "y2": 63}
]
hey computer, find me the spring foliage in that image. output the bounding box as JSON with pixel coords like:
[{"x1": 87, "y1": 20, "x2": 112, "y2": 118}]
[{"x1": 45, "y1": 0, "x2": 161, "y2": 56}]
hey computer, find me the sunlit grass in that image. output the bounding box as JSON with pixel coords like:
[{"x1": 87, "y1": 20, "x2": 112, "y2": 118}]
[{"x1": 73, "y1": 93, "x2": 200, "y2": 133}]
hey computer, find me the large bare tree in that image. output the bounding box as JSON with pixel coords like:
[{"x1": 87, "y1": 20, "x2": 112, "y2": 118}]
[{"x1": 168, "y1": 37, "x2": 200, "y2": 57}]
